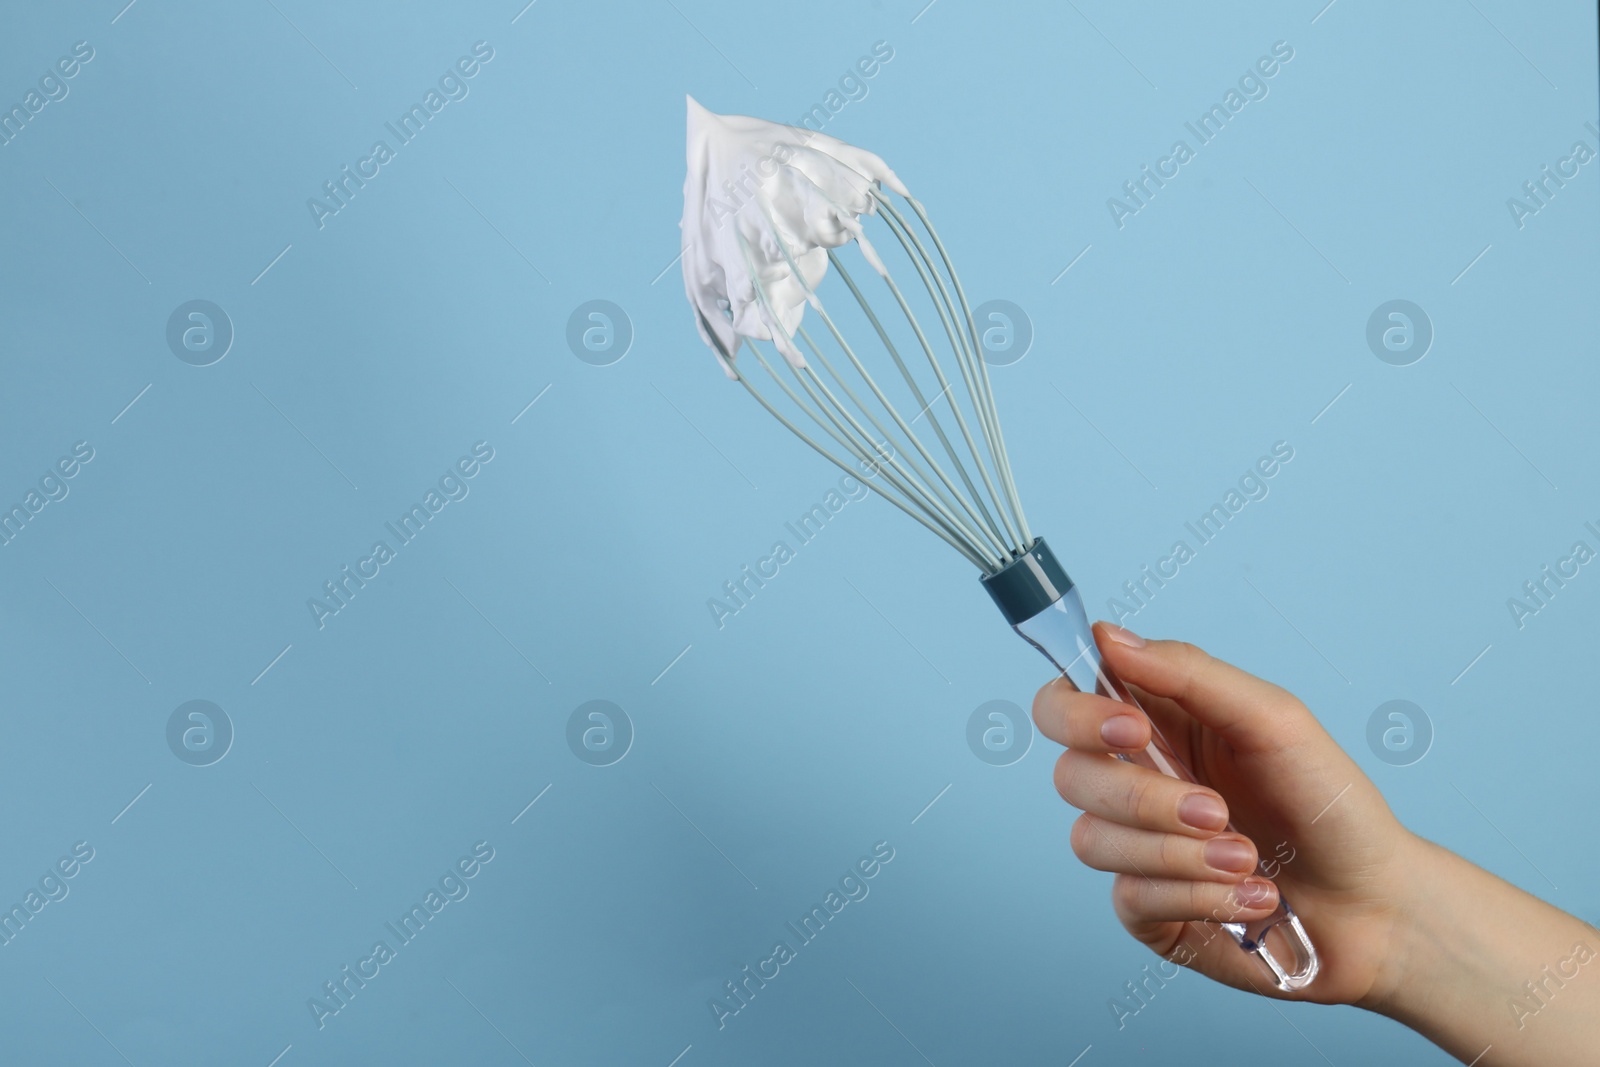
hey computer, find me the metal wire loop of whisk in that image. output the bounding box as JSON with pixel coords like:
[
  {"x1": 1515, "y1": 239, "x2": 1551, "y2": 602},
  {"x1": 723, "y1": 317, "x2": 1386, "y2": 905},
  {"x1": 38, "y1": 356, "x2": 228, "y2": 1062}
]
[{"x1": 695, "y1": 187, "x2": 1033, "y2": 576}]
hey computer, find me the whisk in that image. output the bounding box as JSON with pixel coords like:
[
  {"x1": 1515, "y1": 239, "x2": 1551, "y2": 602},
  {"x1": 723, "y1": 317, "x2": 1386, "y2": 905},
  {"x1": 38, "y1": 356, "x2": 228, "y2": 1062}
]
[{"x1": 679, "y1": 98, "x2": 1318, "y2": 992}]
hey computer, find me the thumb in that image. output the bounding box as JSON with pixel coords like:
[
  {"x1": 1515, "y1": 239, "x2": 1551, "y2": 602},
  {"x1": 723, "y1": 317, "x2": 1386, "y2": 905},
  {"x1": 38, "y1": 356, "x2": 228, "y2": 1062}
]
[{"x1": 1092, "y1": 622, "x2": 1314, "y2": 756}]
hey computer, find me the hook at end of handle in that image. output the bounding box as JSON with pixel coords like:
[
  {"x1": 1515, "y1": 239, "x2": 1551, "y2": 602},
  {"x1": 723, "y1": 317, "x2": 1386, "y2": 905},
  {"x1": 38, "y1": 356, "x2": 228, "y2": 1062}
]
[{"x1": 1230, "y1": 904, "x2": 1320, "y2": 992}]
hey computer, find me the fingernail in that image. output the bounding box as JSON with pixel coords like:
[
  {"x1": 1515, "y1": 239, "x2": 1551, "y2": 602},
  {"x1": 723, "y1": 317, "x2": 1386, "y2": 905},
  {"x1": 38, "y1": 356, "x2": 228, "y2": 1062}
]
[
  {"x1": 1203, "y1": 838, "x2": 1255, "y2": 874},
  {"x1": 1100, "y1": 623, "x2": 1145, "y2": 648},
  {"x1": 1178, "y1": 793, "x2": 1228, "y2": 832},
  {"x1": 1100, "y1": 715, "x2": 1145, "y2": 748},
  {"x1": 1234, "y1": 878, "x2": 1275, "y2": 908}
]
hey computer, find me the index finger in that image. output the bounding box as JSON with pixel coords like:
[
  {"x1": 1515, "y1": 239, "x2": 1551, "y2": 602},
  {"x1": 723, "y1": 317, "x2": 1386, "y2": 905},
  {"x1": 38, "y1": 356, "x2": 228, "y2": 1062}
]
[{"x1": 1032, "y1": 675, "x2": 1151, "y2": 754}]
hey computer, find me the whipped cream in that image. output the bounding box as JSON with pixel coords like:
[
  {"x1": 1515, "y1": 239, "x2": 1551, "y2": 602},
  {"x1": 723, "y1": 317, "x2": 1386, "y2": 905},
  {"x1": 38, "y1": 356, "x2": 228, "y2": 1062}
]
[{"x1": 680, "y1": 96, "x2": 908, "y2": 377}]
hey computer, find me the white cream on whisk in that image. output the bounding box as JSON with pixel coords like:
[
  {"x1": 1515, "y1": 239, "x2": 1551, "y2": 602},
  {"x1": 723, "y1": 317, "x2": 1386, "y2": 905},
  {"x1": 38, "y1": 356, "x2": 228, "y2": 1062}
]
[{"x1": 680, "y1": 96, "x2": 909, "y2": 377}]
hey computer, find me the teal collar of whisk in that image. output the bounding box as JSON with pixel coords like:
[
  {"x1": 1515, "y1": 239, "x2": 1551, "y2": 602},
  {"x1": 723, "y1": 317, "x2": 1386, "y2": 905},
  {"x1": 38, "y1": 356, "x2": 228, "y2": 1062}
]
[{"x1": 980, "y1": 538, "x2": 1074, "y2": 626}]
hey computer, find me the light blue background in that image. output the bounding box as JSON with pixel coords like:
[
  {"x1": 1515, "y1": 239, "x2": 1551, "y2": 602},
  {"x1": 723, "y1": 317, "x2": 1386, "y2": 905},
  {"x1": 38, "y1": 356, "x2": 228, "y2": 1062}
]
[{"x1": 1, "y1": 1, "x2": 1596, "y2": 1063}]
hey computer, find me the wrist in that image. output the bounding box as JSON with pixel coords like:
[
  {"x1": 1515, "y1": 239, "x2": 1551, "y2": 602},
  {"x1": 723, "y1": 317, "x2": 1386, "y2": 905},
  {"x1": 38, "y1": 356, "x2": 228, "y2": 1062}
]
[
  {"x1": 1354, "y1": 831, "x2": 1600, "y2": 1063},
  {"x1": 1354, "y1": 832, "x2": 1467, "y2": 1020}
]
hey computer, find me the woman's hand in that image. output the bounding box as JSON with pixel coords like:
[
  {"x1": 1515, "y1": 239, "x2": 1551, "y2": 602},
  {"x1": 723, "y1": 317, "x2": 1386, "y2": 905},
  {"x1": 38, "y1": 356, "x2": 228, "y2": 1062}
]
[
  {"x1": 1032, "y1": 622, "x2": 1600, "y2": 1065},
  {"x1": 1031, "y1": 622, "x2": 1413, "y2": 1007}
]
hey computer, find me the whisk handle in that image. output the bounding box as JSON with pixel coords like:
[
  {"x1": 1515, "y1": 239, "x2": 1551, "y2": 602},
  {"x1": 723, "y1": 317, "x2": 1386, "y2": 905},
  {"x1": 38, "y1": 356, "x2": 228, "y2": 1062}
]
[{"x1": 982, "y1": 540, "x2": 1320, "y2": 993}]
